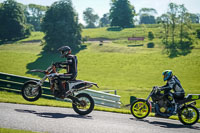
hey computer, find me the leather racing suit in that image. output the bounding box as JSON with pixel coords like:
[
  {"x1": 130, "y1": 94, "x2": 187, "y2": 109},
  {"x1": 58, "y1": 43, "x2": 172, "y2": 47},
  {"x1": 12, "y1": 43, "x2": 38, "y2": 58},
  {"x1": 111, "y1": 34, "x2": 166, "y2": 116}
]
[
  {"x1": 53, "y1": 54, "x2": 78, "y2": 97},
  {"x1": 161, "y1": 75, "x2": 185, "y2": 100}
]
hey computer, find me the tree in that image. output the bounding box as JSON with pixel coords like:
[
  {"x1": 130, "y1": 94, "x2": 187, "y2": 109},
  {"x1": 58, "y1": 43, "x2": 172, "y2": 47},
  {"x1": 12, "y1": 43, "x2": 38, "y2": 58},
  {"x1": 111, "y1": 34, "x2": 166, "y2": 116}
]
[
  {"x1": 139, "y1": 8, "x2": 157, "y2": 24},
  {"x1": 178, "y1": 5, "x2": 191, "y2": 49},
  {"x1": 99, "y1": 13, "x2": 110, "y2": 27},
  {"x1": 167, "y1": 3, "x2": 179, "y2": 54},
  {"x1": 83, "y1": 7, "x2": 99, "y2": 28},
  {"x1": 109, "y1": 0, "x2": 135, "y2": 28},
  {"x1": 139, "y1": 8, "x2": 157, "y2": 16},
  {"x1": 160, "y1": 14, "x2": 170, "y2": 48},
  {"x1": 197, "y1": 13, "x2": 200, "y2": 23},
  {"x1": 140, "y1": 14, "x2": 156, "y2": 24},
  {"x1": 0, "y1": 0, "x2": 31, "y2": 42},
  {"x1": 196, "y1": 29, "x2": 200, "y2": 39},
  {"x1": 41, "y1": 0, "x2": 81, "y2": 52},
  {"x1": 26, "y1": 4, "x2": 47, "y2": 31},
  {"x1": 148, "y1": 31, "x2": 154, "y2": 40},
  {"x1": 189, "y1": 13, "x2": 199, "y2": 23},
  {"x1": 160, "y1": 3, "x2": 193, "y2": 57}
]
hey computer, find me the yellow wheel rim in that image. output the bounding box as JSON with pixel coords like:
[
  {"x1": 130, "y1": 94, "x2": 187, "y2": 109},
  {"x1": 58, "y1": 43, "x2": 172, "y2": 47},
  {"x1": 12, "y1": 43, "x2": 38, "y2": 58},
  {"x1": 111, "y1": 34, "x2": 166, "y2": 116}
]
[
  {"x1": 132, "y1": 101, "x2": 149, "y2": 118},
  {"x1": 180, "y1": 107, "x2": 198, "y2": 124}
]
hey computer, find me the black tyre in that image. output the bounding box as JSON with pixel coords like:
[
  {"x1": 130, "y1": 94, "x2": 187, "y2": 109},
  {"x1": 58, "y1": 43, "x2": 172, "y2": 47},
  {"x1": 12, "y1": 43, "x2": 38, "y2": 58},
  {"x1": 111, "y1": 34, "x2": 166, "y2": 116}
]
[
  {"x1": 130, "y1": 99, "x2": 150, "y2": 119},
  {"x1": 72, "y1": 93, "x2": 94, "y2": 115},
  {"x1": 22, "y1": 81, "x2": 42, "y2": 102},
  {"x1": 178, "y1": 105, "x2": 199, "y2": 125}
]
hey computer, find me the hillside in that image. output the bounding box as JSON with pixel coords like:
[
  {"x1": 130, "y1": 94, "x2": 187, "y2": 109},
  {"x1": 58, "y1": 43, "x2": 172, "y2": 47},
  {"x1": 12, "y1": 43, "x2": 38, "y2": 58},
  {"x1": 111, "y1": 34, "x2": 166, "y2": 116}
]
[{"x1": 0, "y1": 25, "x2": 200, "y2": 107}]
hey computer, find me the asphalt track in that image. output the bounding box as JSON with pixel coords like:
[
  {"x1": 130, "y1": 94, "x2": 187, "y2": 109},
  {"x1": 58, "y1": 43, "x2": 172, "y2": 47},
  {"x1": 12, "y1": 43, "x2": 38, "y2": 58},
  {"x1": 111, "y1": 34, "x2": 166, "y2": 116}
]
[{"x1": 0, "y1": 102, "x2": 200, "y2": 133}]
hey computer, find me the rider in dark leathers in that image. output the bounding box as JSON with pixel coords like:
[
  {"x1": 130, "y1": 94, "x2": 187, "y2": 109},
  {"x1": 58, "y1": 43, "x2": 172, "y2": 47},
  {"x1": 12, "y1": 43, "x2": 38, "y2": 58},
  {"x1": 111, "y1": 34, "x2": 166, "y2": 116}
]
[
  {"x1": 160, "y1": 70, "x2": 185, "y2": 113},
  {"x1": 160, "y1": 70, "x2": 185, "y2": 99},
  {"x1": 53, "y1": 46, "x2": 78, "y2": 98}
]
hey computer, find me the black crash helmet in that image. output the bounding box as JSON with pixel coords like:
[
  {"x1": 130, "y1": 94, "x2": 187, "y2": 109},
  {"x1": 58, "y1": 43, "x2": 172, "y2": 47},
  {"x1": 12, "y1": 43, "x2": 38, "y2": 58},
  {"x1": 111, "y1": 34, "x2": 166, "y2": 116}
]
[{"x1": 57, "y1": 46, "x2": 71, "y2": 58}]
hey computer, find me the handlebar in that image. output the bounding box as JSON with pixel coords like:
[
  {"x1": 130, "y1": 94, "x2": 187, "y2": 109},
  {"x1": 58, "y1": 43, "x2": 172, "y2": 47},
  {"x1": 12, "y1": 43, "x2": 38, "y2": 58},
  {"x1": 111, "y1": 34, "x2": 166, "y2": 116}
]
[
  {"x1": 30, "y1": 69, "x2": 46, "y2": 74},
  {"x1": 30, "y1": 64, "x2": 56, "y2": 74},
  {"x1": 153, "y1": 86, "x2": 162, "y2": 93}
]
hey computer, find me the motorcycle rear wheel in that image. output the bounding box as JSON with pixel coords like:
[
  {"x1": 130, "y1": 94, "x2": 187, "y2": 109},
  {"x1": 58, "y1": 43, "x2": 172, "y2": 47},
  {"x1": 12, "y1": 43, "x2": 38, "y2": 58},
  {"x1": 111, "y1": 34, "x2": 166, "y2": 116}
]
[
  {"x1": 72, "y1": 93, "x2": 94, "y2": 115},
  {"x1": 130, "y1": 99, "x2": 150, "y2": 119},
  {"x1": 178, "y1": 105, "x2": 199, "y2": 125},
  {"x1": 22, "y1": 81, "x2": 42, "y2": 102}
]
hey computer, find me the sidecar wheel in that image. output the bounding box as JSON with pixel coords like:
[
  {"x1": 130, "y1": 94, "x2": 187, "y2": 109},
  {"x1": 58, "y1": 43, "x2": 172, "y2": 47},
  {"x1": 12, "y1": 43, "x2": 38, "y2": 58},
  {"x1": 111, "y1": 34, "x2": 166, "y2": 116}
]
[
  {"x1": 178, "y1": 105, "x2": 199, "y2": 125},
  {"x1": 130, "y1": 99, "x2": 150, "y2": 119}
]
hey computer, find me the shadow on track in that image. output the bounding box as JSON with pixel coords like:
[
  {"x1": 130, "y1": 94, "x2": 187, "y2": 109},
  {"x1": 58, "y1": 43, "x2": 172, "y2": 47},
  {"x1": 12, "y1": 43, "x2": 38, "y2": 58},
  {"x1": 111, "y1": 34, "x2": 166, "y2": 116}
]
[
  {"x1": 129, "y1": 118, "x2": 200, "y2": 130},
  {"x1": 15, "y1": 109, "x2": 92, "y2": 119}
]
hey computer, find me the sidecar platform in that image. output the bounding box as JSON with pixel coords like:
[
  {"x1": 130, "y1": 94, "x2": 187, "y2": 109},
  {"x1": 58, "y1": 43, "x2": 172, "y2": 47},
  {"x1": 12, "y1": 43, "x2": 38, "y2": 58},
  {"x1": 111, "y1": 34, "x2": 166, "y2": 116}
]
[
  {"x1": 177, "y1": 94, "x2": 200, "y2": 104},
  {"x1": 185, "y1": 94, "x2": 200, "y2": 100}
]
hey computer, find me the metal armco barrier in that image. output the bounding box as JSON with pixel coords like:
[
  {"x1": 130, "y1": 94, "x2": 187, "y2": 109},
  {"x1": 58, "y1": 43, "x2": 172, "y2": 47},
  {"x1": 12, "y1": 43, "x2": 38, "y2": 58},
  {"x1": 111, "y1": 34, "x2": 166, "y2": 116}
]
[{"x1": 0, "y1": 72, "x2": 121, "y2": 108}]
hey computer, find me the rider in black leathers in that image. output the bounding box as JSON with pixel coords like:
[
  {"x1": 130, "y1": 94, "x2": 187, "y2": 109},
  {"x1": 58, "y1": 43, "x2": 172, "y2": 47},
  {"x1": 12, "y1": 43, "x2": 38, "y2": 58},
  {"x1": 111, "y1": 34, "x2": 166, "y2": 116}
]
[{"x1": 53, "y1": 46, "x2": 78, "y2": 98}]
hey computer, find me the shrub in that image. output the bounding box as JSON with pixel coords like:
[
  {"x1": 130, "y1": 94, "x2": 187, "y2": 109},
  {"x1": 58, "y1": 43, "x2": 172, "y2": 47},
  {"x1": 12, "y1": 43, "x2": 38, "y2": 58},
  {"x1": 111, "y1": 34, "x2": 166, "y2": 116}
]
[
  {"x1": 196, "y1": 29, "x2": 200, "y2": 39},
  {"x1": 147, "y1": 42, "x2": 155, "y2": 48},
  {"x1": 148, "y1": 31, "x2": 154, "y2": 40},
  {"x1": 107, "y1": 26, "x2": 123, "y2": 31}
]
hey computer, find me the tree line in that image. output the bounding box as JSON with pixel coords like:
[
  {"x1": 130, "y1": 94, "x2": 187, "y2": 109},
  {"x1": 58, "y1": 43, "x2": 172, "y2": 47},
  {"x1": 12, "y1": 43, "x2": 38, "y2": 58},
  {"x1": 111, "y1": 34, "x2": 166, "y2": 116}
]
[
  {"x1": 0, "y1": 0, "x2": 200, "y2": 57},
  {"x1": 0, "y1": 0, "x2": 47, "y2": 42},
  {"x1": 2, "y1": 0, "x2": 199, "y2": 31}
]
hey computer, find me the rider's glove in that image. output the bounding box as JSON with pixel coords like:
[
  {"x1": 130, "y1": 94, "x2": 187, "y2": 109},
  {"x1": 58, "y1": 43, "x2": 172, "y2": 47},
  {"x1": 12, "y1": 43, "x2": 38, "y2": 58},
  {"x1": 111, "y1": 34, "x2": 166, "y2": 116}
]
[
  {"x1": 158, "y1": 87, "x2": 164, "y2": 91},
  {"x1": 153, "y1": 86, "x2": 163, "y2": 91}
]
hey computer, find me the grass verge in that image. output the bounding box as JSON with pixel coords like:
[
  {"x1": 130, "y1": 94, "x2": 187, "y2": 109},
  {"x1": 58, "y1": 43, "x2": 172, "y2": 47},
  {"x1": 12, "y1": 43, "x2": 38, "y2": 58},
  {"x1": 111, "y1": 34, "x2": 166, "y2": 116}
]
[{"x1": 0, "y1": 128, "x2": 40, "y2": 133}]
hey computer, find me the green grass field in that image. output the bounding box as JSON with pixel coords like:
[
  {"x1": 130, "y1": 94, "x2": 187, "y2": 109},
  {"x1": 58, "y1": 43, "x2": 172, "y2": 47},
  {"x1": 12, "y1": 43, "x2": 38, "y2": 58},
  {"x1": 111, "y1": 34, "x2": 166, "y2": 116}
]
[{"x1": 0, "y1": 25, "x2": 200, "y2": 108}]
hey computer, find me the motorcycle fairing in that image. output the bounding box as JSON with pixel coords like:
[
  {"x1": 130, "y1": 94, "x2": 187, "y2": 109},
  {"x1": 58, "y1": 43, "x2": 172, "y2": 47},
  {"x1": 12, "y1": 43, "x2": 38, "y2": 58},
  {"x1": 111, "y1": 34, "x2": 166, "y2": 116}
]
[{"x1": 68, "y1": 80, "x2": 98, "y2": 90}]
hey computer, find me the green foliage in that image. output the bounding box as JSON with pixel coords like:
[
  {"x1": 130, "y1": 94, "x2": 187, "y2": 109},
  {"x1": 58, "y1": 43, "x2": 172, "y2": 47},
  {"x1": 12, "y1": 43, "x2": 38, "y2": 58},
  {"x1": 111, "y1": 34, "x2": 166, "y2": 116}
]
[
  {"x1": 147, "y1": 42, "x2": 154, "y2": 48},
  {"x1": 196, "y1": 29, "x2": 200, "y2": 39},
  {"x1": 99, "y1": 13, "x2": 110, "y2": 27},
  {"x1": 0, "y1": 0, "x2": 31, "y2": 42},
  {"x1": 139, "y1": 8, "x2": 157, "y2": 24},
  {"x1": 148, "y1": 31, "x2": 154, "y2": 40},
  {"x1": 41, "y1": 0, "x2": 82, "y2": 52},
  {"x1": 140, "y1": 15, "x2": 156, "y2": 24},
  {"x1": 82, "y1": 36, "x2": 89, "y2": 43},
  {"x1": 83, "y1": 7, "x2": 99, "y2": 28},
  {"x1": 107, "y1": 26, "x2": 123, "y2": 31},
  {"x1": 160, "y1": 3, "x2": 193, "y2": 57},
  {"x1": 189, "y1": 13, "x2": 199, "y2": 23},
  {"x1": 109, "y1": 0, "x2": 135, "y2": 28},
  {"x1": 138, "y1": 8, "x2": 157, "y2": 16},
  {"x1": 26, "y1": 4, "x2": 47, "y2": 31}
]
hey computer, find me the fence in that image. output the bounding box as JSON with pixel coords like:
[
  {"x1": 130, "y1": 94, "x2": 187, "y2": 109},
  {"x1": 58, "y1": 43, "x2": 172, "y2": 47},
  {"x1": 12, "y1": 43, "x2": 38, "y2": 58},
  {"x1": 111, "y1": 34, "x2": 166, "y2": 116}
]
[{"x1": 0, "y1": 72, "x2": 121, "y2": 108}]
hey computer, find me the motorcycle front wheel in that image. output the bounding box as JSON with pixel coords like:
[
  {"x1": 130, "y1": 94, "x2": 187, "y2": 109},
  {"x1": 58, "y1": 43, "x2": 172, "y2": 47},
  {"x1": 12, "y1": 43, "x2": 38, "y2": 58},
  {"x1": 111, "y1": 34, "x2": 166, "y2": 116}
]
[
  {"x1": 72, "y1": 93, "x2": 94, "y2": 115},
  {"x1": 130, "y1": 99, "x2": 150, "y2": 119},
  {"x1": 21, "y1": 80, "x2": 42, "y2": 102},
  {"x1": 178, "y1": 105, "x2": 199, "y2": 125}
]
